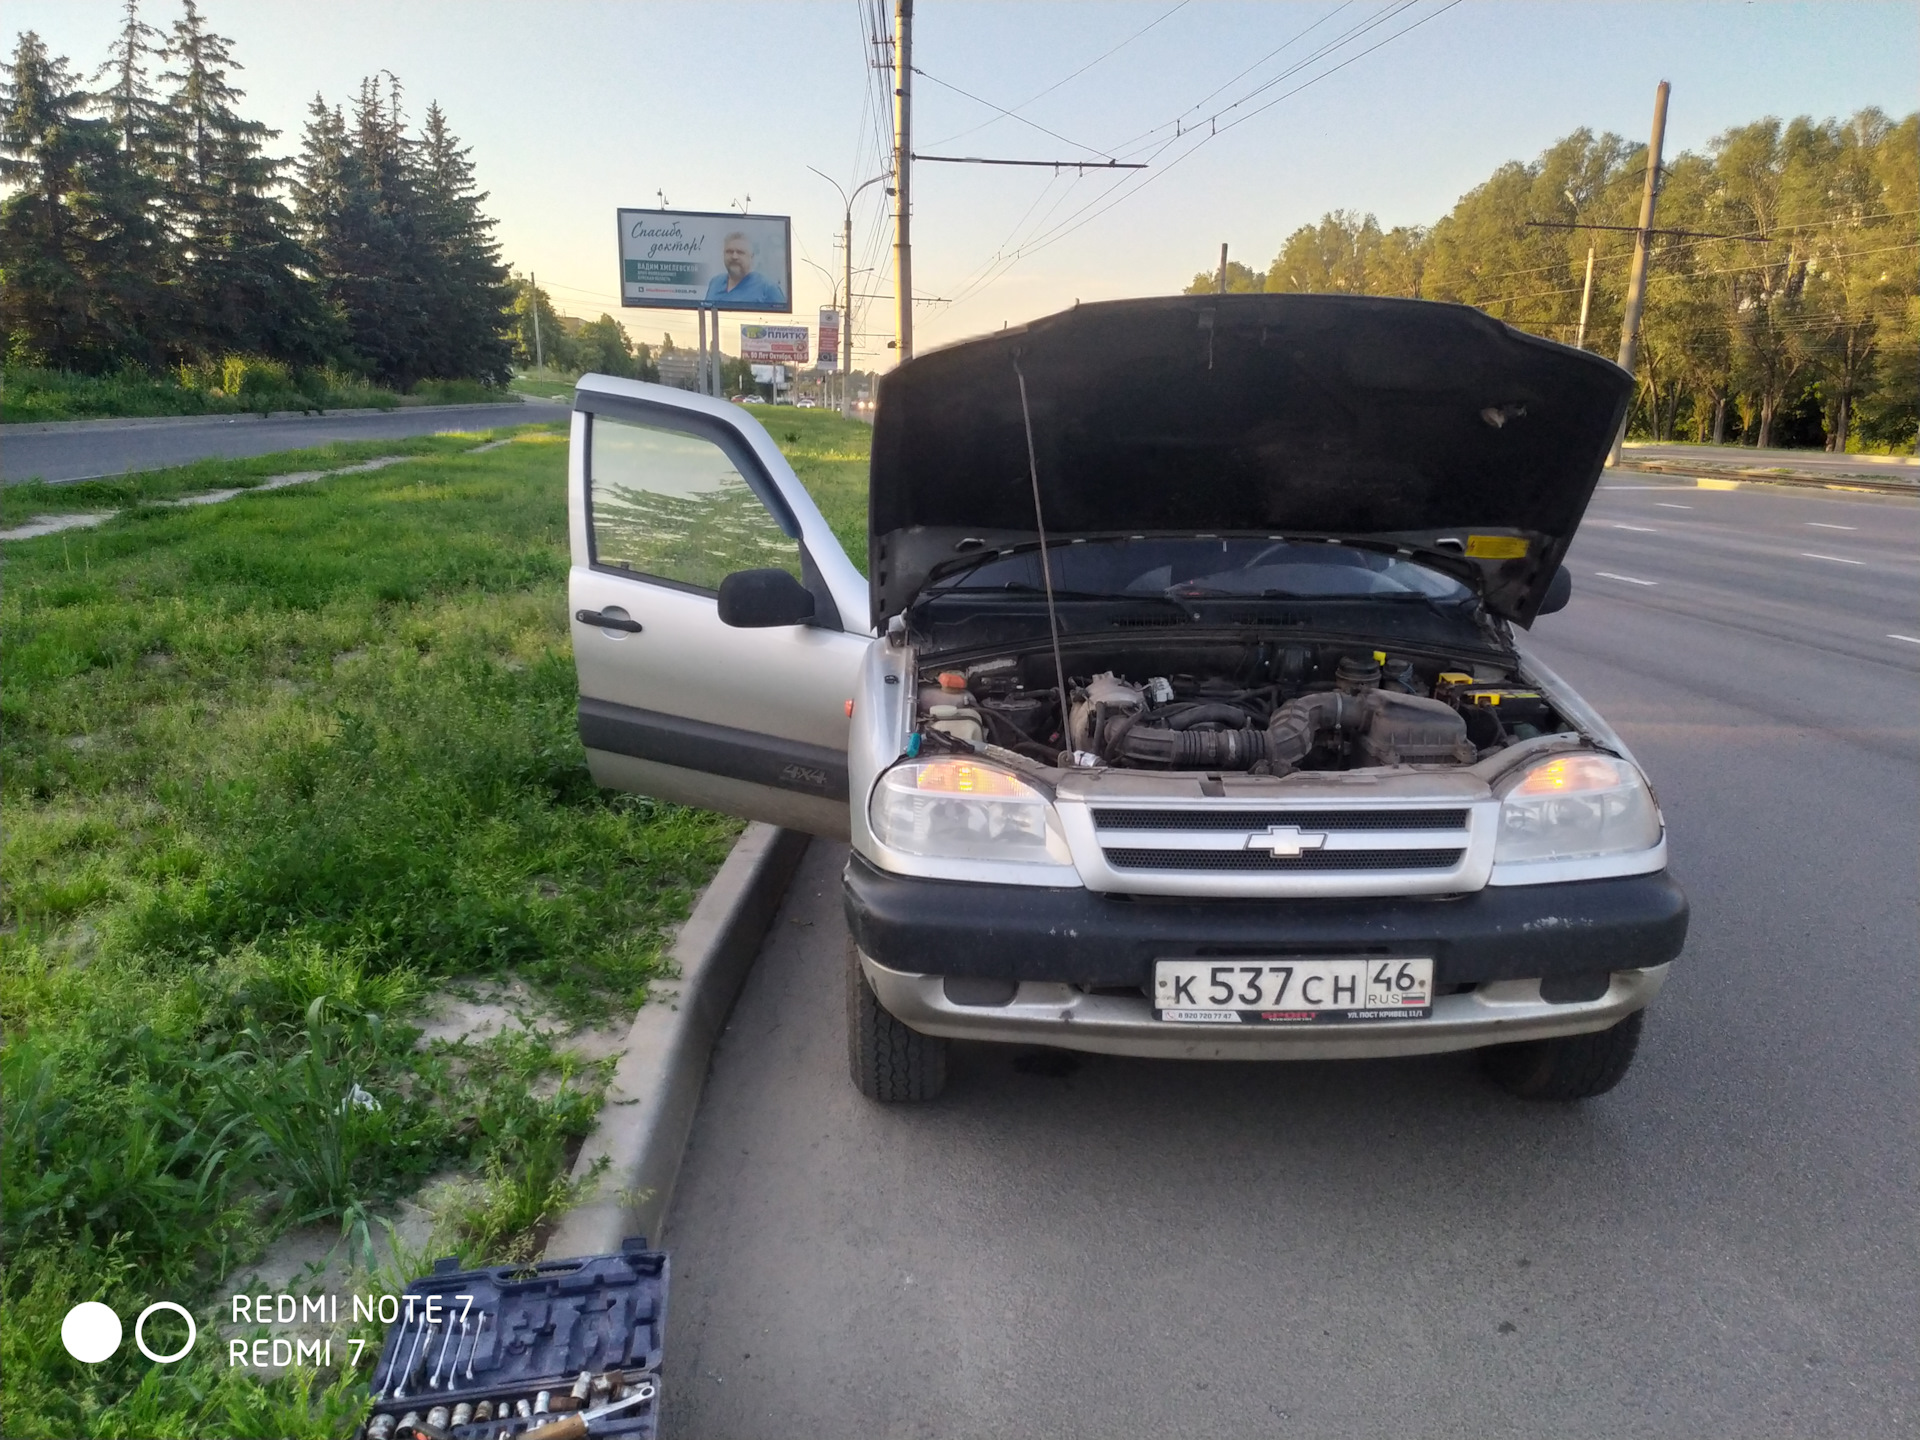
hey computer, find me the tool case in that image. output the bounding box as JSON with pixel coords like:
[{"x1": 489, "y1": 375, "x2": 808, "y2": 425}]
[{"x1": 354, "y1": 1237, "x2": 667, "y2": 1440}]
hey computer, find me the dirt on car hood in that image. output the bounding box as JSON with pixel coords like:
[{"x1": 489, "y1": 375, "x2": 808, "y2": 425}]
[{"x1": 868, "y1": 293, "x2": 1632, "y2": 628}]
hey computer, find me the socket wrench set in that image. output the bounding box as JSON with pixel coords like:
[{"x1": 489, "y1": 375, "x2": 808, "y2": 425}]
[{"x1": 355, "y1": 1239, "x2": 667, "y2": 1440}]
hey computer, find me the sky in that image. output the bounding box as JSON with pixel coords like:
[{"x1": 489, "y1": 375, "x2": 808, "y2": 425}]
[{"x1": 9, "y1": 1, "x2": 1917, "y2": 369}]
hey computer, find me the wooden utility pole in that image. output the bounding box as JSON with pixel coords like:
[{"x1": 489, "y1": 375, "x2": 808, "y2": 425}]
[
  {"x1": 1218, "y1": 243, "x2": 1229, "y2": 293},
  {"x1": 1610, "y1": 80, "x2": 1670, "y2": 466},
  {"x1": 1575, "y1": 244, "x2": 1595, "y2": 348},
  {"x1": 892, "y1": 0, "x2": 914, "y2": 362}
]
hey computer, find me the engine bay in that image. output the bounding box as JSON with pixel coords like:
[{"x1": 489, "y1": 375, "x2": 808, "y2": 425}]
[{"x1": 914, "y1": 640, "x2": 1568, "y2": 774}]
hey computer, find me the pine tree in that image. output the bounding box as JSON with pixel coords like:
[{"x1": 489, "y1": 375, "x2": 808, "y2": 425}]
[
  {"x1": 0, "y1": 33, "x2": 126, "y2": 368},
  {"x1": 416, "y1": 101, "x2": 512, "y2": 384},
  {"x1": 87, "y1": 0, "x2": 172, "y2": 365},
  {"x1": 160, "y1": 0, "x2": 331, "y2": 362}
]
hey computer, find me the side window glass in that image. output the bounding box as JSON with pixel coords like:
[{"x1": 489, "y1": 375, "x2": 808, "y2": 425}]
[{"x1": 589, "y1": 415, "x2": 800, "y2": 590}]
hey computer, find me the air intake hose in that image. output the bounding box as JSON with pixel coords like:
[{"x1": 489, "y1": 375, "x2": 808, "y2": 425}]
[{"x1": 1112, "y1": 688, "x2": 1462, "y2": 772}]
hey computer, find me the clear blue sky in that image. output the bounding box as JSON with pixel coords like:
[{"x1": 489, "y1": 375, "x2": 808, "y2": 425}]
[{"x1": 11, "y1": 1, "x2": 1917, "y2": 367}]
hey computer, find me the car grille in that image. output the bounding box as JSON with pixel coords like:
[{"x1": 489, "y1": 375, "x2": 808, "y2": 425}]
[
  {"x1": 1103, "y1": 847, "x2": 1465, "y2": 872},
  {"x1": 1089, "y1": 806, "x2": 1474, "y2": 881},
  {"x1": 1092, "y1": 808, "x2": 1469, "y2": 832}
]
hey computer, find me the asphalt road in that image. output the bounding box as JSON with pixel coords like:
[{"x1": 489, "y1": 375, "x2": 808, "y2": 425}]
[
  {"x1": 0, "y1": 400, "x2": 562, "y2": 485},
  {"x1": 660, "y1": 477, "x2": 1918, "y2": 1438},
  {"x1": 1622, "y1": 441, "x2": 1920, "y2": 478}
]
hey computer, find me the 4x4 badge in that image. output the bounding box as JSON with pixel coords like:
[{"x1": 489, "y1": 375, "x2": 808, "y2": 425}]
[{"x1": 1247, "y1": 825, "x2": 1327, "y2": 858}]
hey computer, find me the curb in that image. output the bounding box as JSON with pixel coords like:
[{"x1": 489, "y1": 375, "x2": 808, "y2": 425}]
[
  {"x1": 1611, "y1": 464, "x2": 1920, "y2": 498},
  {"x1": 545, "y1": 823, "x2": 812, "y2": 1257}
]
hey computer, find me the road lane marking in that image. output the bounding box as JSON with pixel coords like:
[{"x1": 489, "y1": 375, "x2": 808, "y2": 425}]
[
  {"x1": 1801, "y1": 553, "x2": 1864, "y2": 565},
  {"x1": 1655, "y1": 502, "x2": 1693, "y2": 509},
  {"x1": 1805, "y1": 522, "x2": 1857, "y2": 530},
  {"x1": 1890, "y1": 634, "x2": 1920, "y2": 645},
  {"x1": 1595, "y1": 571, "x2": 1658, "y2": 585},
  {"x1": 1612, "y1": 524, "x2": 1659, "y2": 532}
]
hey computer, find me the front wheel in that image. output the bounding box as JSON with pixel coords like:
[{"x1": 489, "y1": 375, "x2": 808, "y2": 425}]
[
  {"x1": 846, "y1": 943, "x2": 947, "y2": 1102},
  {"x1": 1481, "y1": 1010, "x2": 1645, "y2": 1101}
]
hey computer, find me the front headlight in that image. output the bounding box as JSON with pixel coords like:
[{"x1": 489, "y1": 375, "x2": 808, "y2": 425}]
[
  {"x1": 1494, "y1": 753, "x2": 1662, "y2": 863},
  {"x1": 869, "y1": 759, "x2": 1074, "y2": 868}
]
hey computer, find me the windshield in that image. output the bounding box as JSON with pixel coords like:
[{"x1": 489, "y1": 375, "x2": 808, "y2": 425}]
[{"x1": 928, "y1": 538, "x2": 1473, "y2": 603}]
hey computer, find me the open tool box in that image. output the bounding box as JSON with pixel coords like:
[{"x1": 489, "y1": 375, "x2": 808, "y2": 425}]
[{"x1": 355, "y1": 1239, "x2": 667, "y2": 1440}]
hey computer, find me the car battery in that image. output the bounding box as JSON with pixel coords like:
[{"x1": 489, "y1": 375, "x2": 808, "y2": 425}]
[
  {"x1": 1434, "y1": 675, "x2": 1557, "y2": 732},
  {"x1": 356, "y1": 1239, "x2": 666, "y2": 1440}
]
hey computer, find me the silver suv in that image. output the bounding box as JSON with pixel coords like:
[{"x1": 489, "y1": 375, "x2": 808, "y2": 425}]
[{"x1": 567, "y1": 295, "x2": 1688, "y2": 1104}]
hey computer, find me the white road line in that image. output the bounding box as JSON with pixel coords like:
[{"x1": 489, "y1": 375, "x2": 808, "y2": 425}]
[
  {"x1": 1655, "y1": 502, "x2": 1693, "y2": 509},
  {"x1": 1595, "y1": 571, "x2": 1658, "y2": 586},
  {"x1": 1801, "y1": 552, "x2": 1864, "y2": 565},
  {"x1": 1889, "y1": 634, "x2": 1920, "y2": 646},
  {"x1": 1805, "y1": 521, "x2": 1857, "y2": 530},
  {"x1": 1612, "y1": 523, "x2": 1659, "y2": 532}
]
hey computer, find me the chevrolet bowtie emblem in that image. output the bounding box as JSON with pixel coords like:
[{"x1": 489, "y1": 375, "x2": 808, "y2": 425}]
[{"x1": 1247, "y1": 825, "x2": 1327, "y2": 858}]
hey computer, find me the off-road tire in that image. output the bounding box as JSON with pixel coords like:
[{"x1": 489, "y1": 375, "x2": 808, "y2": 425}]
[
  {"x1": 1481, "y1": 1009, "x2": 1645, "y2": 1101},
  {"x1": 846, "y1": 942, "x2": 947, "y2": 1102}
]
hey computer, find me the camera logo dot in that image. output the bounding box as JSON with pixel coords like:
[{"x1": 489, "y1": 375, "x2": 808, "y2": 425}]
[{"x1": 61, "y1": 1302, "x2": 122, "y2": 1364}]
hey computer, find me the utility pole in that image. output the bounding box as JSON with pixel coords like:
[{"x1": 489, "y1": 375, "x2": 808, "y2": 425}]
[
  {"x1": 1574, "y1": 243, "x2": 1595, "y2": 348},
  {"x1": 1217, "y1": 243, "x2": 1229, "y2": 294},
  {"x1": 530, "y1": 273, "x2": 544, "y2": 371},
  {"x1": 892, "y1": 0, "x2": 913, "y2": 362},
  {"x1": 1610, "y1": 79, "x2": 1670, "y2": 466}
]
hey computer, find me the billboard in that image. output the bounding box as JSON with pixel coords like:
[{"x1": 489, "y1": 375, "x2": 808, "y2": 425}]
[
  {"x1": 816, "y1": 307, "x2": 841, "y2": 368},
  {"x1": 740, "y1": 324, "x2": 810, "y2": 365},
  {"x1": 618, "y1": 209, "x2": 792, "y2": 312}
]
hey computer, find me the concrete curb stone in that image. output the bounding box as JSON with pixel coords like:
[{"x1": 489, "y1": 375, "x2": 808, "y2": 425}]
[{"x1": 545, "y1": 823, "x2": 812, "y2": 1257}]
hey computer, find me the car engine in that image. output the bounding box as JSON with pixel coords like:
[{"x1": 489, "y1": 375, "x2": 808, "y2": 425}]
[{"x1": 915, "y1": 643, "x2": 1564, "y2": 773}]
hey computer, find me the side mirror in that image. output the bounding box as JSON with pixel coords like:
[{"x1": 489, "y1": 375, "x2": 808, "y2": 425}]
[
  {"x1": 718, "y1": 567, "x2": 816, "y2": 628},
  {"x1": 1537, "y1": 564, "x2": 1572, "y2": 616}
]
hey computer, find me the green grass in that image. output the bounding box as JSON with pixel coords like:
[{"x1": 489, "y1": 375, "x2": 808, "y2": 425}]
[
  {"x1": 508, "y1": 373, "x2": 578, "y2": 401},
  {"x1": 737, "y1": 404, "x2": 874, "y2": 571},
  {"x1": 3, "y1": 364, "x2": 404, "y2": 424},
  {"x1": 3, "y1": 365, "x2": 513, "y2": 424},
  {"x1": 2, "y1": 434, "x2": 511, "y2": 523},
  {"x1": 0, "y1": 426, "x2": 761, "y2": 1438}
]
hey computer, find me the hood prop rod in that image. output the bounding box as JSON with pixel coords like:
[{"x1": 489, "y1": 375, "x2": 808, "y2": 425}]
[{"x1": 1013, "y1": 357, "x2": 1075, "y2": 766}]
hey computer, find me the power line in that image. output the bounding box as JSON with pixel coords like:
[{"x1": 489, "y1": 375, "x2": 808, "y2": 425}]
[
  {"x1": 921, "y1": 0, "x2": 1191, "y2": 150},
  {"x1": 911, "y1": 65, "x2": 1113, "y2": 160}
]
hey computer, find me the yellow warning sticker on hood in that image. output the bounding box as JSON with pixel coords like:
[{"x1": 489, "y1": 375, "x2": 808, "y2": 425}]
[{"x1": 1465, "y1": 534, "x2": 1529, "y2": 559}]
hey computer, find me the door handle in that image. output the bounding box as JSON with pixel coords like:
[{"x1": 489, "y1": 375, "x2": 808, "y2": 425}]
[{"x1": 576, "y1": 609, "x2": 643, "y2": 633}]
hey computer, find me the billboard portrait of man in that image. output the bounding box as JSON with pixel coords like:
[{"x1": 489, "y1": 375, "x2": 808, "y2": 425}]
[{"x1": 705, "y1": 231, "x2": 788, "y2": 308}]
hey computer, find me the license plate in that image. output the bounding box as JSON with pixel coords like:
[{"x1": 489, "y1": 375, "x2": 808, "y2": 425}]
[{"x1": 1153, "y1": 957, "x2": 1434, "y2": 1023}]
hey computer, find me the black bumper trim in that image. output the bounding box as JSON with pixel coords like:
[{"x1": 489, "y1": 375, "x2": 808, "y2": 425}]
[{"x1": 843, "y1": 855, "x2": 1687, "y2": 988}]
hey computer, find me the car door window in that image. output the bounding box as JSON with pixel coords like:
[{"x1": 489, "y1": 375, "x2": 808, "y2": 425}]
[{"x1": 588, "y1": 414, "x2": 801, "y2": 590}]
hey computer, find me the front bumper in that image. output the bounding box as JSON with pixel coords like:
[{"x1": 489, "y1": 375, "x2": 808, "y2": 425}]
[
  {"x1": 860, "y1": 953, "x2": 1670, "y2": 1060},
  {"x1": 843, "y1": 854, "x2": 1689, "y2": 988}
]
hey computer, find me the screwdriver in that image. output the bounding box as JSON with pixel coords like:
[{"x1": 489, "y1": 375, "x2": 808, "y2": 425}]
[{"x1": 517, "y1": 1382, "x2": 656, "y2": 1440}]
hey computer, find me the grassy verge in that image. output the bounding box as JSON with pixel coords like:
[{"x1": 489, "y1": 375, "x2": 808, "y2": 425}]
[
  {"x1": 1, "y1": 434, "x2": 519, "y2": 525},
  {"x1": 0, "y1": 427, "x2": 771, "y2": 1438},
  {"x1": 508, "y1": 374, "x2": 578, "y2": 401},
  {"x1": 750, "y1": 405, "x2": 874, "y2": 572},
  {"x1": 3, "y1": 365, "x2": 514, "y2": 424}
]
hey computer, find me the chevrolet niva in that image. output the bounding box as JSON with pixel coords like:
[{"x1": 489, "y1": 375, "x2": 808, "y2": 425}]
[{"x1": 566, "y1": 294, "x2": 1688, "y2": 1104}]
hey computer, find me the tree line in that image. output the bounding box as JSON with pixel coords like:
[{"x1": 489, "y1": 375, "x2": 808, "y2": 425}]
[
  {"x1": 1, "y1": 0, "x2": 514, "y2": 388},
  {"x1": 1190, "y1": 110, "x2": 1918, "y2": 451}
]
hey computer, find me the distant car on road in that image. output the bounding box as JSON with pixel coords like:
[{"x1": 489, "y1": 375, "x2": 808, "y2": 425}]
[{"x1": 566, "y1": 295, "x2": 1688, "y2": 1107}]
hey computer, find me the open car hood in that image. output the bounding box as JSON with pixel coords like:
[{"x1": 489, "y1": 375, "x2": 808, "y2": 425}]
[{"x1": 869, "y1": 294, "x2": 1631, "y2": 628}]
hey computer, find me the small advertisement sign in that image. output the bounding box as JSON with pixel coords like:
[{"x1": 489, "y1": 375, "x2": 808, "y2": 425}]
[
  {"x1": 816, "y1": 307, "x2": 841, "y2": 368},
  {"x1": 618, "y1": 209, "x2": 793, "y2": 312},
  {"x1": 740, "y1": 325, "x2": 810, "y2": 365}
]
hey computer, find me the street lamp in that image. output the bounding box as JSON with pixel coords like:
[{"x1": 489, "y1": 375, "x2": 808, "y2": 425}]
[{"x1": 809, "y1": 165, "x2": 889, "y2": 417}]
